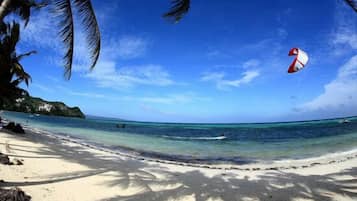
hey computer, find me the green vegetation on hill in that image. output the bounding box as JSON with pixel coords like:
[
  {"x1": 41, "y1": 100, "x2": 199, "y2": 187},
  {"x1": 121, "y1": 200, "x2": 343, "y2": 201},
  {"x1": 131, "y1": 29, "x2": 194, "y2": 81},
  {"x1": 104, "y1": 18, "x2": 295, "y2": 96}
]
[{"x1": 0, "y1": 91, "x2": 85, "y2": 118}]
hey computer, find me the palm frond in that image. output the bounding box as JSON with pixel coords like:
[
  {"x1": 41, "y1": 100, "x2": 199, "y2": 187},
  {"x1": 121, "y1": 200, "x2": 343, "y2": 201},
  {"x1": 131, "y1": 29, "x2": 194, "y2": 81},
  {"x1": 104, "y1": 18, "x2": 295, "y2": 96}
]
[
  {"x1": 52, "y1": 0, "x2": 74, "y2": 79},
  {"x1": 8, "y1": 22, "x2": 20, "y2": 52},
  {"x1": 73, "y1": 0, "x2": 101, "y2": 70},
  {"x1": 8, "y1": 0, "x2": 46, "y2": 26},
  {"x1": 16, "y1": 50, "x2": 37, "y2": 61},
  {"x1": 163, "y1": 0, "x2": 190, "y2": 22},
  {"x1": 0, "y1": 20, "x2": 6, "y2": 34},
  {"x1": 344, "y1": 0, "x2": 357, "y2": 12},
  {"x1": 10, "y1": 62, "x2": 32, "y2": 86}
]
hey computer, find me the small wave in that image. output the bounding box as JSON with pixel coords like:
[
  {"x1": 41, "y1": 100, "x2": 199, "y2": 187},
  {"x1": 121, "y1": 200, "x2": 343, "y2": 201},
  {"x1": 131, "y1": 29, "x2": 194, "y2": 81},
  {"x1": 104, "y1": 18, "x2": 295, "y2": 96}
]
[{"x1": 162, "y1": 135, "x2": 227, "y2": 140}]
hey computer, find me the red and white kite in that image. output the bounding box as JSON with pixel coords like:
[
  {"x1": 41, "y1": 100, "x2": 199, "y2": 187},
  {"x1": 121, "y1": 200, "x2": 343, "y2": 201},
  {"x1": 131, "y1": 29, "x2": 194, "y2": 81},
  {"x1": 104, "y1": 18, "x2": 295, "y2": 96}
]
[{"x1": 287, "y1": 48, "x2": 309, "y2": 73}]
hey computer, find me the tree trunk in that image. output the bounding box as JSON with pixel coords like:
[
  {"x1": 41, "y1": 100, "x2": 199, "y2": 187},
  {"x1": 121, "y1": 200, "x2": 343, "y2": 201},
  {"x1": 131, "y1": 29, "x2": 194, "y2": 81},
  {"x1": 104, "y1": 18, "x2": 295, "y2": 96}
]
[{"x1": 0, "y1": 0, "x2": 11, "y2": 21}]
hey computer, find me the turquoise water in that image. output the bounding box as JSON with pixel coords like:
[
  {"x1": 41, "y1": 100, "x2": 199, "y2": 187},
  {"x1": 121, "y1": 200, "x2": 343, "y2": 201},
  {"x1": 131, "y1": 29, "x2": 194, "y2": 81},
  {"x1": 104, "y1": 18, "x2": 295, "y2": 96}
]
[{"x1": 1, "y1": 111, "x2": 357, "y2": 164}]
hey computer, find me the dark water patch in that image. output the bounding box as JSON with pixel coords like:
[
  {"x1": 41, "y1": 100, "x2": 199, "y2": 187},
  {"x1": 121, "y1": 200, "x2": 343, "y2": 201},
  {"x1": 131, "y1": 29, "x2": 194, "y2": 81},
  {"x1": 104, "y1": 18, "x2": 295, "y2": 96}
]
[{"x1": 108, "y1": 145, "x2": 255, "y2": 165}]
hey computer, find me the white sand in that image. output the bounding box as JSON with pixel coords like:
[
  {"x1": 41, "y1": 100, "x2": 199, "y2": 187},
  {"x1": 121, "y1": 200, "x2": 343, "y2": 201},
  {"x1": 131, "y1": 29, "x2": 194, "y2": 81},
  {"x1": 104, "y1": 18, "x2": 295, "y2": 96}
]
[{"x1": 1, "y1": 129, "x2": 356, "y2": 201}]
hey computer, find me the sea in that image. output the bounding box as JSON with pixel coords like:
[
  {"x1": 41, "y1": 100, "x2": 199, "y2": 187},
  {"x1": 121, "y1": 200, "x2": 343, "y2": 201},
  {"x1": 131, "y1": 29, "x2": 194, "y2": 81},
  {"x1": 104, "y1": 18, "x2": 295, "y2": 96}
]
[{"x1": 1, "y1": 111, "x2": 357, "y2": 165}]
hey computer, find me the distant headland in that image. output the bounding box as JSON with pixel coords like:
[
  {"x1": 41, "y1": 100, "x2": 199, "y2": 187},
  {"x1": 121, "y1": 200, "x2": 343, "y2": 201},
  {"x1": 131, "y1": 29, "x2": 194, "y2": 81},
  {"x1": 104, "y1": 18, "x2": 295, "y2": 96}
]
[{"x1": 0, "y1": 91, "x2": 85, "y2": 119}]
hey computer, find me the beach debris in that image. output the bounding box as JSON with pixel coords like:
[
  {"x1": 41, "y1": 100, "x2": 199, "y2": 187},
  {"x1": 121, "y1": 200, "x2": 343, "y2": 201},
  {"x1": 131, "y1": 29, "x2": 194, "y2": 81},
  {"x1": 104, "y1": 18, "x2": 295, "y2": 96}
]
[
  {"x1": 0, "y1": 187, "x2": 31, "y2": 201},
  {"x1": 2, "y1": 122, "x2": 25, "y2": 134},
  {"x1": 0, "y1": 153, "x2": 10, "y2": 165},
  {"x1": 287, "y1": 48, "x2": 309, "y2": 73},
  {"x1": 13, "y1": 158, "x2": 24, "y2": 166}
]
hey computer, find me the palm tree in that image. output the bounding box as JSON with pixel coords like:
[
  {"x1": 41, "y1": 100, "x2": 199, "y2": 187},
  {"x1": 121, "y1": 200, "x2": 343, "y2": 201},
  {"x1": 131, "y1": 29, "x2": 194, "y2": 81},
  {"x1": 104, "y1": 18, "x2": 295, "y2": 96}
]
[
  {"x1": 0, "y1": 0, "x2": 100, "y2": 79},
  {"x1": 0, "y1": 22, "x2": 35, "y2": 98}
]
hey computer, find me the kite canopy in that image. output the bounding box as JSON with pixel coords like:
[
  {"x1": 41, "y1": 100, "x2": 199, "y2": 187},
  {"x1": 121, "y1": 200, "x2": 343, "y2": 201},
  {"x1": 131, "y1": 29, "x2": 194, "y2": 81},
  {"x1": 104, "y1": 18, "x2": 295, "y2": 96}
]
[{"x1": 287, "y1": 48, "x2": 309, "y2": 73}]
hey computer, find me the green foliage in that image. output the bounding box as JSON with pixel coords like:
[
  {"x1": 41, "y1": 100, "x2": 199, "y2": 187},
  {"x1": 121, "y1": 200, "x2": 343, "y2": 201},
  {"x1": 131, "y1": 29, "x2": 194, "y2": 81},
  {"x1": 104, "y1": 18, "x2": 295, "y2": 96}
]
[
  {"x1": 1, "y1": 93, "x2": 85, "y2": 118},
  {"x1": 0, "y1": 22, "x2": 34, "y2": 94}
]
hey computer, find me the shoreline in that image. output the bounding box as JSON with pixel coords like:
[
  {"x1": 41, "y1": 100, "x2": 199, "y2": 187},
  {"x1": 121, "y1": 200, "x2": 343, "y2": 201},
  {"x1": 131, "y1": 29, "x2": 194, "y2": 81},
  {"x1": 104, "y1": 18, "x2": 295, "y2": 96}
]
[
  {"x1": 1, "y1": 123, "x2": 357, "y2": 200},
  {"x1": 2, "y1": 111, "x2": 357, "y2": 167},
  {"x1": 11, "y1": 121, "x2": 357, "y2": 171}
]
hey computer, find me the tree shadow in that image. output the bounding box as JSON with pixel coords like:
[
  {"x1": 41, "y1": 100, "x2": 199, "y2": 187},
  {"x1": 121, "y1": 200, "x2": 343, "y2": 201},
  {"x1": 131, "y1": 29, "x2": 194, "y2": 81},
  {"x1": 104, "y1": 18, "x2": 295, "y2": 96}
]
[
  {"x1": 1, "y1": 130, "x2": 357, "y2": 201},
  {"x1": 99, "y1": 168, "x2": 357, "y2": 201},
  {"x1": 1, "y1": 169, "x2": 109, "y2": 187}
]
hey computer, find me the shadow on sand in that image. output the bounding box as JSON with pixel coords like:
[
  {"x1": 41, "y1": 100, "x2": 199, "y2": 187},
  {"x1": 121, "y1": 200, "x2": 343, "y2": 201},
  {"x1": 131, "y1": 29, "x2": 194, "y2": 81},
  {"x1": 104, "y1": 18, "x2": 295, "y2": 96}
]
[{"x1": 1, "y1": 131, "x2": 356, "y2": 201}]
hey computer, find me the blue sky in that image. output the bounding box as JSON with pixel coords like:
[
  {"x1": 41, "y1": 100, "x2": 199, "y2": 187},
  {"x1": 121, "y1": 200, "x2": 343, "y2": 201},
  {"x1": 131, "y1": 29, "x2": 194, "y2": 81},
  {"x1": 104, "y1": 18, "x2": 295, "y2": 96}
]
[{"x1": 12, "y1": 0, "x2": 357, "y2": 123}]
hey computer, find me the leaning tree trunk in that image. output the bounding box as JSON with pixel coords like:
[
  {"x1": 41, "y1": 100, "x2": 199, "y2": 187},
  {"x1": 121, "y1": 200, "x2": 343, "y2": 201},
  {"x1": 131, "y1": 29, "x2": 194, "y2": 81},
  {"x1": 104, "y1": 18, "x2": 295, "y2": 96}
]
[{"x1": 0, "y1": 0, "x2": 11, "y2": 21}]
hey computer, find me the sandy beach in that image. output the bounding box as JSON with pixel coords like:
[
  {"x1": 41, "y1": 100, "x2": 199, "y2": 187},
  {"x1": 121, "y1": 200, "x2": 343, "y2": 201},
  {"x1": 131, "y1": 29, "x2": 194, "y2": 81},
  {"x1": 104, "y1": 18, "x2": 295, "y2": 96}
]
[{"x1": 0, "y1": 128, "x2": 356, "y2": 201}]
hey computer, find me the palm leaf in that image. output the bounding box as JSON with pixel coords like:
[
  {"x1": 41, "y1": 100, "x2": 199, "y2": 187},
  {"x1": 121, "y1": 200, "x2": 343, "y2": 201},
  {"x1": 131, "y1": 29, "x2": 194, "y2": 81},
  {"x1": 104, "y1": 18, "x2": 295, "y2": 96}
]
[
  {"x1": 10, "y1": 62, "x2": 32, "y2": 86},
  {"x1": 8, "y1": 0, "x2": 46, "y2": 26},
  {"x1": 4, "y1": 22, "x2": 20, "y2": 53},
  {"x1": 16, "y1": 50, "x2": 37, "y2": 61},
  {"x1": 344, "y1": 0, "x2": 357, "y2": 12},
  {"x1": 52, "y1": 0, "x2": 74, "y2": 79},
  {"x1": 163, "y1": 0, "x2": 190, "y2": 22},
  {"x1": 73, "y1": 0, "x2": 101, "y2": 71}
]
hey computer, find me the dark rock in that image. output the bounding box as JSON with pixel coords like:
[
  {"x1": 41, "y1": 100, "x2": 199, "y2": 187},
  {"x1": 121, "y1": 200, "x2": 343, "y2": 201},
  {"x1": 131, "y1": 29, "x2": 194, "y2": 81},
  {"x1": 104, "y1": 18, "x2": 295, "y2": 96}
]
[
  {"x1": 13, "y1": 124, "x2": 25, "y2": 134},
  {"x1": 0, "y1": 153, "x2": 10, "y2": 165},
  {"x1": 3, "y1": 122, "x2": 25, "y2": 134},
  {"x1": 0, "y1": 188, "x2": 31, "y2": 201},
  {"x1": 3, "y1": 122, "x2": 16, "y2": 130}
]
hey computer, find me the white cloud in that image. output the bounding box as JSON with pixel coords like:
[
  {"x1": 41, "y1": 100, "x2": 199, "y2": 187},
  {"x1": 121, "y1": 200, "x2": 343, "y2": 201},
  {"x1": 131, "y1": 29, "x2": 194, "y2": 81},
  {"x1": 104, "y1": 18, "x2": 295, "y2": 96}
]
[
  {"x1": 55, "y1": 86, "x2": 107, "y2": 98},
  {"x1": 297, "y1": 55, "x2": 357, "y2": 115},
  {"x1": 116, "y1": 36, "x2": 148, "y2": 59},
  {"x1": 31, "y1": 83, "x2": 54, "y2": 93},
  {"x1": 330, "y1": 3, "x2": 357, "y2": 55},
  {"x1": 242, "y1": 59, "x2": 260, "y2": 69},
  {"x1": 206, "y1": 50, "x2": 230, "y2": 58},
  {"x1": 201, "y1": 70, "x2": 260, "y2": 90},
  {"x1": 137, "y1": 93, "x2": 210, "y2": 104},
  {"x1": 85, "y1": 62, "x2": 174, "y2": 89},
  {"x1": 277, "y1": 28, "x2": 288, "y2": 39},
  {"x1": 333, "y1": 31, "x2": 357, "y2": 50},
  {"x1": 298, "y1": 3, "x2": 357, "y2": 117},
  {"x1": 49, "y1": 84, "x2": 209, "y2": 105},
  {"x1": 20, "y1": 11, "x2": 60, "y2": 50}
]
